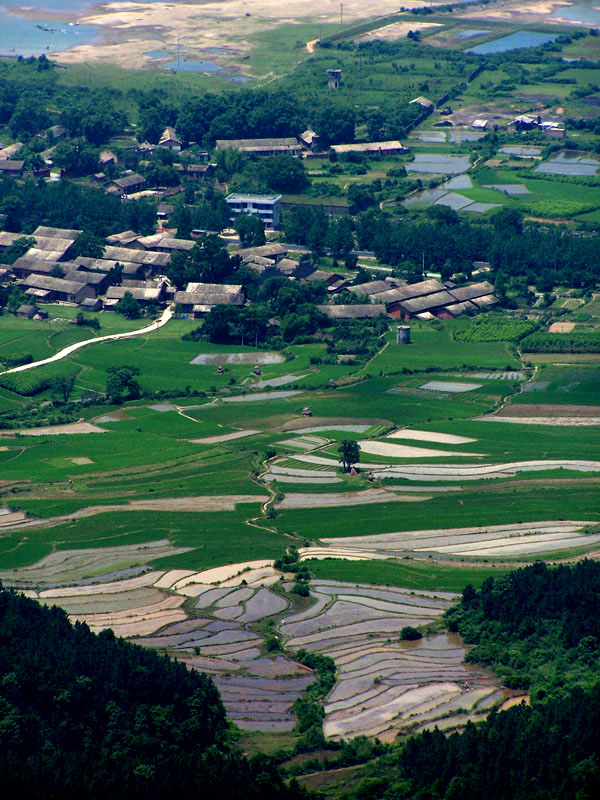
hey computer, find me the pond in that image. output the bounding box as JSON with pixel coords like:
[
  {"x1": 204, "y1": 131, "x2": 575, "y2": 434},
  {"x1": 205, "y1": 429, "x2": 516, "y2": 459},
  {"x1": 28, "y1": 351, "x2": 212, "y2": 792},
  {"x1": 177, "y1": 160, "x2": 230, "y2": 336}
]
[
  {"x1": 409, "y1": 131, "x2": 446, "y2": 143},
  {"x1": 468, "y1": 30, "x2": 558, "y2": 55},
  {"x1": 500, "y1": 144, "x2": 543, "y2": 157},
  {"x1": 449, "y1": 130, "x2": 484, "y2": 142},
  {"x1": 458, "y1": 29, "x2": 490, "y2": 38},
  {"x1": 536, "y1": 150, "x2": 600, "y2": 176},
  {"x1": 0, "y1": 13, "x2": 97, "y2": 57},
  {"x1": 144, "y1": 52, "x2": 222, "y2": 73},
  {"x1": 552, "y1": 0, "x2": 600, "y2": 25}
]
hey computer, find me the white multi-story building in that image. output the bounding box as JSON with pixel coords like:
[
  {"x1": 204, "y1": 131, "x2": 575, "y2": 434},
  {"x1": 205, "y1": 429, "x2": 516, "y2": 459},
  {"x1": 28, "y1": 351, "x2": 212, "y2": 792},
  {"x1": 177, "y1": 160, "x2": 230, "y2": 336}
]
[{"x1": 225, "y1": 193, "x2": 282, "y2": 229}]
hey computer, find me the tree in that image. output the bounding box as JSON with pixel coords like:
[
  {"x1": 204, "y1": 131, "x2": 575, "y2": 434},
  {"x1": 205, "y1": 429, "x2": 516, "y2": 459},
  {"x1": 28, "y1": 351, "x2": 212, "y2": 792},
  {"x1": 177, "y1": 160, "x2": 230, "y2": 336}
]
[
  {"x1": 327, "y1": 218, "x2": 354, "y2": 258},
  {"x1": 0, "y1": 236, "x2": 35, "y2": 264},
  {"x1": 171, "y1": 203, "x2": 194, "y2": 239},
  {"x1": 107, "y1": 262, "x2": 123, "y2": 286},
  {"x1": 257, "y1": 155, "x2": 309, "y2": 193},
  {"x1": 338, "y1": 439, "x2": 360, "y2": 473},
  {"x1": 105, "y1": 365, "x2": 141, "y2": 403},
  {"x1": 115, "y1": 291, "x2": 141, "y2": 319},
  {"x1": 69, "y1": 231, "x2": 105, "y2": 260},
  {"x1": 235, "y1": 213, "x2": 266, "y2": 247},
  {"x1": 492, "y1": 207, "x2": 523, "y2": 236},
  {"x1": 53, "y1": 140, "x2": 99, "y2": 177},
  {"x1": 312, "y1": 102, "x2": 355, "y2": 146},
  {"x1": 51, "y1": 374, "x2": 76, "y2": 405}
]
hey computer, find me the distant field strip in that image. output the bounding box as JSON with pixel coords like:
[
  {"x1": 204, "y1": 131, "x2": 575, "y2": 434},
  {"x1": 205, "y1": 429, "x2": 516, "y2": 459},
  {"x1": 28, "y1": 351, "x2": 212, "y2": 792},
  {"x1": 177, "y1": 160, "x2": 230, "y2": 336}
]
[
  {"x1": 303, "y1": 521, "x2": 598, "y2": 559},
  {"x1": 289, "y1": 454, "x2": 600, "y2": 481},
  {"x1": 0, "y1": 496, "x2": 268, "y2": 531},
  {"x1": 277, "y1": 489, "x2": 429, "y2": 509},
  {"x1": 0, "y1": 540, "x2": 191, "y2": 584}
]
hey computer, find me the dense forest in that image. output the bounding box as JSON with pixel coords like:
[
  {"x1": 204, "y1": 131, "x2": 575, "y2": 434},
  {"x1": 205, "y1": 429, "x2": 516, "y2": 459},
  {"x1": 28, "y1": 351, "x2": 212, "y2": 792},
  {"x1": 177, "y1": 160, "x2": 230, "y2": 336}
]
[
  {"x1": 445, "y1": 560, "x2": 600, "y2": 693},
  {"x1": 354, "y1": 206, "x2": 600, "y2": 290},
  {"x1": 0, "y1": 177, "x2": 156, "y2": 236},
  {"x1": 0, "y1": 587, "x2": 308, "y2": 800}
]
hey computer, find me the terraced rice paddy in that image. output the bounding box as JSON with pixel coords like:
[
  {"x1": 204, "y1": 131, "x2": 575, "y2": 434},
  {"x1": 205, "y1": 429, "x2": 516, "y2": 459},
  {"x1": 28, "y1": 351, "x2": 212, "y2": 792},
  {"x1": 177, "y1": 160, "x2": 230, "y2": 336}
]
[
  {"x1": 8, "y1": 545, "x2": 512, "y2": 739},
  {"x1": 21, "y1": 561, "x2": 314, "y2": 732},
  {"x1": 280, "y1": 580, "x2": 500, "y2": 740},
  {"x1": 286, "y1": 452, "x2": 600, "y2": 482},
  {"x1": 303, "y1": 520, "x2": 599, "y2": 559}
]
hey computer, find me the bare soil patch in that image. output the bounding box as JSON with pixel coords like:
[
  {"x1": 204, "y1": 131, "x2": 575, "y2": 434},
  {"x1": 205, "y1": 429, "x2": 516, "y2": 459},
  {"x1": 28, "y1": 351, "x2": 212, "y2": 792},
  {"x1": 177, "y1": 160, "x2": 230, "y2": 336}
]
[
  {"x1": 359, "y1": 440, "x2": 484, "y2": 458},
  {"x1": 277, "y1": 489, "x2": 430, "y2": 509},
  {"x1": 498, "y1": 404, "x2": 600, "y2": 417},
  {"x1": 188, "y1": 429, "x2": 260, "y2": 444},
  {"x1": 388, "y1": 429, "x2": 477, "y2": 445},
  {"x1": 0, "y1": 422, "x2": 106, "y2": 437},
  {"x1": 357, "y1": 21, "x2": 442, "y2": 42},
  {"x1": 282, "y1": 416, "x2": 392, "y2": 432},
  {"x1": 548, "y1": 321, "x2": 575, "y2": 333}
]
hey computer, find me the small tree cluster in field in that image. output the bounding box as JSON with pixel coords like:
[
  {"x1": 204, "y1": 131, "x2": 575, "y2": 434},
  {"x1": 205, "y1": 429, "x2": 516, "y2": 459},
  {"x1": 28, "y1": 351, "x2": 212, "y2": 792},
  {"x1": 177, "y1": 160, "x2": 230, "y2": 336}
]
[
  {"x1": 75, "y1": 312, "x2": 100, "y2": 330},
  {"x1": 521, "y1": 332, "x2": 600, "y2": 353},
  {"x1": 115, "y1": 291, "x2": 141, "y2": 320},
  {"x1": 338, "y1": 439, "x2": 360, "y2": 472},
  {"x1": 454, "y1": 315, "x2": 538, "y2": 343},
  {"x1": 400, "y1": 626, "x2": 423, "y2": 641},
  {"x1": 105, "y1": 365, "x2": 141, "y2": 403}
]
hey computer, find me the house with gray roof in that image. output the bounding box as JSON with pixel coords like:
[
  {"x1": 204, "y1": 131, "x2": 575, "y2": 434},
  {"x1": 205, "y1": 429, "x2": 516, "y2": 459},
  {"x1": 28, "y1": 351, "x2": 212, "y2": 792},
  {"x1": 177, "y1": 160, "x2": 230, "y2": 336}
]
[
  {"x1": 0, "y1": 160, "x2": 25, "y2": 177},
  {"x1": 107, "y1": 173, "x2": 147, "y2": 196},
  {"x1": 18, "y1": 273, "x2": 96, "y2": 304},
  {"x1": 317, "y1": 304, "x2": 387, "y2": 319},
  {"x1": 216, "y1": 138, "x2": 302, "y2": 157},
  {"x1": 175, "y1": 283, "x2": 245, "y2": 316}
]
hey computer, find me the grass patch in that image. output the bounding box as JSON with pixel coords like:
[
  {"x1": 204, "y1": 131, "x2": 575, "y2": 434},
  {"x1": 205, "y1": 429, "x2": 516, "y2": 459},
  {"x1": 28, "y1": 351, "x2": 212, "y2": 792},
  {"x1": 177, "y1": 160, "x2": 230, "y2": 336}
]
[
  {"x1": 273, "y1": 486, "x2": 600, "y2": 540},
  {"x1": 307, "y1": 558, "x2": 510, "y2": 593},
  {"x1": 0, "y1": 507, "x2": 285, "y2": 571}
]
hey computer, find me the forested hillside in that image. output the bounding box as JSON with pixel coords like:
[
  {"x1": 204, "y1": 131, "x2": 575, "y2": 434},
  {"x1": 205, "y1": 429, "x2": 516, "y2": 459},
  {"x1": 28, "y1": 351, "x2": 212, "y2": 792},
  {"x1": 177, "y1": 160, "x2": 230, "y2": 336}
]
[
  {"x1": 349, "y1": 686, "x2": 600, "y2": 800},
  {"x1": 328, "y1": 561, "x2": 600, "y2": 799},
  {"x1": 446, "y1": 560, "x2": 600, "y2": 692},
  {"x1": 0, "y1": 587, "x2": 308, "y2": 800}
]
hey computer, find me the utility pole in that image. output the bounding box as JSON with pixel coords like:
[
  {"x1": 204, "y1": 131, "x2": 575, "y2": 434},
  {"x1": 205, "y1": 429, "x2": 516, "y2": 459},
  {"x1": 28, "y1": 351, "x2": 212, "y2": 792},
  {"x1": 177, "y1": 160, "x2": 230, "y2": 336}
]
[
  {"x1": 177, "y1": 36, "x2": 181, "y2": 71},
  {"x1": 340, "y1": 3, "x2": 343, "y2": 25}
]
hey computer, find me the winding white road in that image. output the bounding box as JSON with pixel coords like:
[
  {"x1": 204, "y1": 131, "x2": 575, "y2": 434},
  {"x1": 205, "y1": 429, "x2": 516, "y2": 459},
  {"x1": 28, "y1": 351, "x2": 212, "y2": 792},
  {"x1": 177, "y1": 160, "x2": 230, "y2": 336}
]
[{"x1": 1, "y1": 306, "x2": 173, "y2": 375}]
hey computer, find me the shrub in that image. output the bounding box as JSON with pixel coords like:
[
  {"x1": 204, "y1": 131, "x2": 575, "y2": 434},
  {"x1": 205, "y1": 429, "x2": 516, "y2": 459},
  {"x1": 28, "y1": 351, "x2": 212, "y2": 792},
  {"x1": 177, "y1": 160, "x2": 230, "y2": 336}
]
[{"x1": 400, "y1": 626, "x2": 423, "y2": 641}]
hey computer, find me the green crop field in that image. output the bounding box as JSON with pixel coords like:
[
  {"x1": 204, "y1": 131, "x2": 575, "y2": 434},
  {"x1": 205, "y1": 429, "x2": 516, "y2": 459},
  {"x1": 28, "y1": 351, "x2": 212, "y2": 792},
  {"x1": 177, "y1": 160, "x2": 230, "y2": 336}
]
[
  {"x1": 272, "y1": 485, "x2": 600, "y2": 540},
  {"x1": 0, "y1": 506, "x2": 286, "y2": 571},
  {"x1": 307, "y1": 558, "x2": 511, "y2": 593},
  {"x1": 362, "y1": 320, "x2": 520, "y2": 375}
]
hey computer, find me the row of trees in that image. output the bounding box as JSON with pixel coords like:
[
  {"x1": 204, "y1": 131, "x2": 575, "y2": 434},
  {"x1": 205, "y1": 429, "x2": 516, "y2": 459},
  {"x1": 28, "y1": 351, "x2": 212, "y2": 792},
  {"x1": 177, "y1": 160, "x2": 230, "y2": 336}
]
[
  {"x1": 353, "y1": 205, "x2": 600, "y2": 289},
  {"x1": 0, "y1": 177, "x2": 156, "y2": 237}
]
